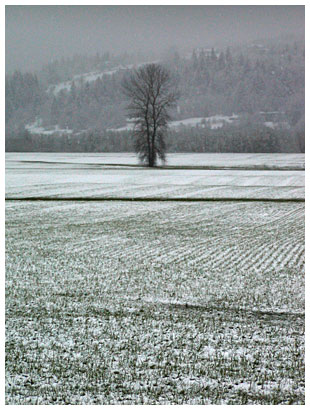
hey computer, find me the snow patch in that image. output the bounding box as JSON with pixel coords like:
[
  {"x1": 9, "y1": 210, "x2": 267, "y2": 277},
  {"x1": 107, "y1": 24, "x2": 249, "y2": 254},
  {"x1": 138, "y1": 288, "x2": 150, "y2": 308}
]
[
  {"x1": 25, "y1": 118, "x2": 73, "y2": 136},
  {"x1": 107, "y1": 114, "x2": 240, "y2": 132},
  {"x1": 47, "y1": 62, "x2": 158, "y2": 96}
]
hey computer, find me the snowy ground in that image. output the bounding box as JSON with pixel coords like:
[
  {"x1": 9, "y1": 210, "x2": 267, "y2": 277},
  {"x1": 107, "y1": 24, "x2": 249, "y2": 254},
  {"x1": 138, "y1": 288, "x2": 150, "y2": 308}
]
[
  {"x1": 6, "y1": 152, "x2": 305, "y2": 168},
  {"x1": 5, "y1": 153, "x2": 304, "y2": 404},
  {"x1": 6, "y1": 153, "x2": 304, "y2": 200}
]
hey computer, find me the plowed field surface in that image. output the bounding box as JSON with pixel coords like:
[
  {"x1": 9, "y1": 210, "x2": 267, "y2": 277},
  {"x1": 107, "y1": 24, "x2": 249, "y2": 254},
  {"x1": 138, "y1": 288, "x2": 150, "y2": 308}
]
[{"x1": 5, "y1": 153, "x2": 304, "y2": 404}]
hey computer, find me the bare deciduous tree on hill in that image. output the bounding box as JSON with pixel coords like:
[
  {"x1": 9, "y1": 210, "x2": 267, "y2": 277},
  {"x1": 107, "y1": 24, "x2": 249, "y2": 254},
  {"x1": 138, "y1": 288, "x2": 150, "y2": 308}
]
[{"x1": 122, "y1": 63, "x2": 179, "y2": 167}]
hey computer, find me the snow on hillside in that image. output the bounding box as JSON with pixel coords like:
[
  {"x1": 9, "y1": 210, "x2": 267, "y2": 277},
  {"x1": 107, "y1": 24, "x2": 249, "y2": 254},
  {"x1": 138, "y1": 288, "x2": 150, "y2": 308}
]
[
  {"x1": 107, "y1": 114, "x2": 289, "y2": 133},
  {"x1": 171, "y1": 114, "x2": 239, "y2": 129},
  {"x1": 47, "y1": 70, "x2": 113, "y2": 95},
  {"x1": 47, "y1": 62, "x2": 157, "y2": 96},
  {"x1": 26, "y1": 118, "x2": 73, "y2": 135},
  {"x1": 263, "y1": 121, "x2": 290, "y2": 129},
  {"x1": 26, "y1": 112, "x2": 285, "y2": 136},
  {"x1": 47, "y1": 69, "x2": 118, "y2": 95},
  {"x1": 107, "y1": 114, "x2": 239, "y2": 132}
]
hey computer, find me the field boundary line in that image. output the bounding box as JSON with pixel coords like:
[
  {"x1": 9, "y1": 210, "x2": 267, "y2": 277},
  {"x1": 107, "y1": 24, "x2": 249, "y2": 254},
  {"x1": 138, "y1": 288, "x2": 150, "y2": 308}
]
[
  {"x1": 10, "y1": 160, "x2": 305, "y2": 171},
  {"x1": 5, "y1": 196, "x2": 305, "y2": 203}
]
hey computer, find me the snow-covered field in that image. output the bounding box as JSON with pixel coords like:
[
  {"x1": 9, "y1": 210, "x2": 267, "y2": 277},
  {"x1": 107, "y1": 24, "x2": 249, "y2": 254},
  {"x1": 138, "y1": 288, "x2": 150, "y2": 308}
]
[
  {"x1": 5, "y1": 153, "x2": 304, "y2": 404},
  {"x1": 6, "y1": 153, "x2": 305, "y2": 200},
  {"x1": 6, "y1": 152, "x2": 305, "y2": 168}
]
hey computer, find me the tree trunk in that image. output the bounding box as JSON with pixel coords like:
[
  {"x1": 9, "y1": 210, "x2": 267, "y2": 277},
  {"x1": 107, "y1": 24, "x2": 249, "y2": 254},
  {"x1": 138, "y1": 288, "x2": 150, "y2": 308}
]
[{"x1": 148, "y1": 139, "x2": 154, "y2": 167}]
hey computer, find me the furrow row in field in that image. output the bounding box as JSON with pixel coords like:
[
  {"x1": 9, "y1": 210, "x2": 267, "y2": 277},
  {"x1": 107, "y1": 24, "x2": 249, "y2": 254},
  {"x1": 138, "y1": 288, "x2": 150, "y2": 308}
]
[
  {"x1": 5, "y1": 201, "x2": 304, "y2": 278},
  {"x1": 238, "y1": 233, "x2": 303, "y2": 273},
  {"x1": 222, "y1": 235, "x2": 280, "y2": 273},
  {"x1": 281, "y1": 242, "x2": 305, "y2": 270},
  {"x1": 201, "y1": 203, "x2": 302, "y2": 242},
  {"x1": 253, "y1": 243, "x2": 284, "y2": 272},
  {"x1": 294, "y1": 245, "x2": 305, "y2": 268},
  {"x1": 115, "y1": 205, "x2": 249, "y2": 264},
  {"x1": 182, "y1": 226, "x2": 283, "y2": 269},
  {"x1": 214, "y1": 246, "x2": 252, "y2": 272},
  {"x1": 214, "y1": 240, "x2": 265, "y2": 272},
  {"x1": 6, "y1": 183, "x2": 305, "y2": 200},
  {"x1": 5, "y1": 199, "x2": 302, "y2": 235},
  {"x1": 6, "y1": 201, "x2": 175, "y2": 228},
  {"x1": 79, "y1": 204, "x2": 304, "y2": 270},
  {"x1": 101, "y1": 230, "x2": 192, "y2": 265},
  {"x1": 212, "y1": 206, "x2": 304, "y2": 245},
  {"x1": 238, "y1": 205, "x2": 303, "y2": 233},
  {"x1": 181, "y1": 243, "x2": 235, "y2": 269},
  {"x1": 255, "y1": 240, "x2": 300, "y2": 272},
  {"x1": 5, "y1": 203, "x2": 305, "y2": 315},
  {"x1": 151, "y1": 240, "x2": 207, "y2": 265},
  {"x1": 236, "y1": 241, "x2": 281, "y2": 272},
  {"x1": 279, "y1": 242, "x2": 304, "y2": 269},
  {"x1": 256, "y1": 204, "x2": 304, "y2": 227},
  {"x1": 63, "y1": 204, "x2": 241, "y2": 264},
  {"x1": 162, "y1": 231, "x2": 269, "y2": 271}
]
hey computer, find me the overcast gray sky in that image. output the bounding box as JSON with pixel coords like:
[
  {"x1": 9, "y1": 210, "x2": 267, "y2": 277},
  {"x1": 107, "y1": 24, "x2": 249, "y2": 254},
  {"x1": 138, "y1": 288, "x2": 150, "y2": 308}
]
[{"x1": 6, "y1": 5, "x2": 304, "y2": 73}]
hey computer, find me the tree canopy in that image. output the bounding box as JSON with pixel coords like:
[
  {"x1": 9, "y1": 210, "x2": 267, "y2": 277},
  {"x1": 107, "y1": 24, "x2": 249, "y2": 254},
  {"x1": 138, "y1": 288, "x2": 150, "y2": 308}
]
[{"x1": 122, "y1": 63, "x2": 179, "y2": 166}]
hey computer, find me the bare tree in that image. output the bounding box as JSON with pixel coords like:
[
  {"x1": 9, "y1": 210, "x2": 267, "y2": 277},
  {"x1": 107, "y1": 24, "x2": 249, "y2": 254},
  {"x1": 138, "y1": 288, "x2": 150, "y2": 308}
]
[{"x1": 122, "y1": 63, "x2": 179, "y2": 167}]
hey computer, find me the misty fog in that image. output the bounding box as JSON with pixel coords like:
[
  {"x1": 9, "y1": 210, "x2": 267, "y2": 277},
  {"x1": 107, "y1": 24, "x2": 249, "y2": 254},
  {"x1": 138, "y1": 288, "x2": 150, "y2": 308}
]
[
  {"x1": 5, "y1": 5, "x2": 305, "y2": 154},
  {"x1": 6, "y1": 5, "x2": 304, "y2": 73}
]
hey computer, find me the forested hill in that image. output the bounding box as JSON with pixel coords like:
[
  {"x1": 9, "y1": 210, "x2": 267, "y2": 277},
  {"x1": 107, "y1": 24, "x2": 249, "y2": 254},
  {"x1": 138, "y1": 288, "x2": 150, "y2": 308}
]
[{"x1": 5, "y1": 37, "x2": 305, "y2": 153}]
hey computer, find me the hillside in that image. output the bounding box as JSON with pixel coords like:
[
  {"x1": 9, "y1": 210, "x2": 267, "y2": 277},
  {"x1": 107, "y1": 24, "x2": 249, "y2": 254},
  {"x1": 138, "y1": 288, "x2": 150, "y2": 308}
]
[{"x1": 5, "y1": 37, "x2": 304, "y2": 153}]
